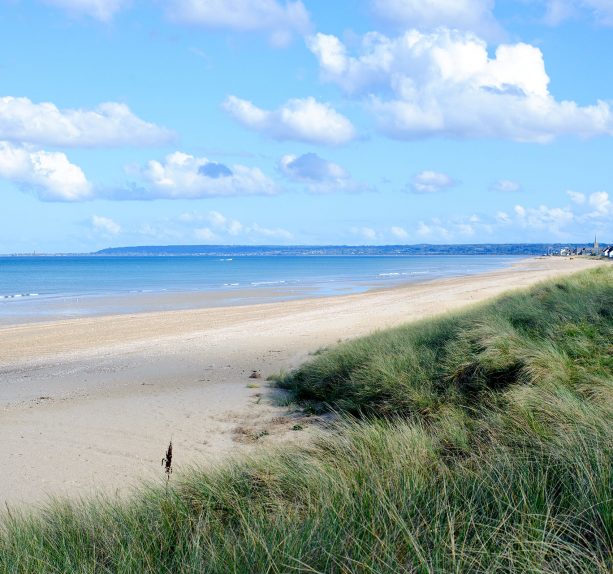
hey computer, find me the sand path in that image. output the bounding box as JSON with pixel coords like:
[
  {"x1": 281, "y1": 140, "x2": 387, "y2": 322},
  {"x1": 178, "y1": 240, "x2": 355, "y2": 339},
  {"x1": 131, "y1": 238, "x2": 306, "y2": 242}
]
[{"x1": 0, "y1": 256, "x2": 603, "y2": 506}]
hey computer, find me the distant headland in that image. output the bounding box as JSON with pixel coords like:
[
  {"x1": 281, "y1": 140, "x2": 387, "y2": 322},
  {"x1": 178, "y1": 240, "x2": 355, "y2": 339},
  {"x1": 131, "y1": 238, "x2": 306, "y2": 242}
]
[
  {"x1": 91, "y1": 243, "x2": 602, "y2": 257},
  {"x1": 4, "y1": 242, "x2": 609, "y2": 257}
]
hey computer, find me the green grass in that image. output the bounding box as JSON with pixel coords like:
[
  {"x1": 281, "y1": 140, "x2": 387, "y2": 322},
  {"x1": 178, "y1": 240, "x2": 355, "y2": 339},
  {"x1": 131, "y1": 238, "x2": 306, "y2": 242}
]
[{"x1": 1, "y1": 267, "x2": 612, "y2": 573}]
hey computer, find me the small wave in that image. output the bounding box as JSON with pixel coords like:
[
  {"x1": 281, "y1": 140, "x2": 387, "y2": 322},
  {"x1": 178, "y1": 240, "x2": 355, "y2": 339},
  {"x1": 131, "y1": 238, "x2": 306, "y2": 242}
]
[
  {"x1": 378, "y1": 272, "x2": 401, "y2": 277},
  {"x1": 0, "y1": 292, "x2": 39, "y2": 300},
  {"x1": 223, "y1": 283, "x2": 240, "y2": 287},
  {"x1": 251, "y1": 280, "x2": 286, "y2": 286},
  {"x1": 219, "y1": 258, "x2": 233, "y2": 261}
]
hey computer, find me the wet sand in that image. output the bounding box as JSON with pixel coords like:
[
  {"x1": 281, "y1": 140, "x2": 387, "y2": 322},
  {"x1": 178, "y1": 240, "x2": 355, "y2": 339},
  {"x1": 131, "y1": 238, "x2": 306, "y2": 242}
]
[{"x1": 0, "y1": 256, "x2": 603, "y2": 507}]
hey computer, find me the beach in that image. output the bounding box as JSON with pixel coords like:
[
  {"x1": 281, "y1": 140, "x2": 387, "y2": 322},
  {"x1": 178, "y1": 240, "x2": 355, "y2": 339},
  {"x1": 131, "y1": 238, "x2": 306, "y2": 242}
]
[{"x1": 0, "y1": 256, "x2": 603, "y2": 507}]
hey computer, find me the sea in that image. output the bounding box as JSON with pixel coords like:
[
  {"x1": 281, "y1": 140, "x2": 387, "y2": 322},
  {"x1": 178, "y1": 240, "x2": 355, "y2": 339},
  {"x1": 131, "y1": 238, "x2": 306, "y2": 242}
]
[{"x1": 0, "y1": 255, "x2": 523, "y2": 324}]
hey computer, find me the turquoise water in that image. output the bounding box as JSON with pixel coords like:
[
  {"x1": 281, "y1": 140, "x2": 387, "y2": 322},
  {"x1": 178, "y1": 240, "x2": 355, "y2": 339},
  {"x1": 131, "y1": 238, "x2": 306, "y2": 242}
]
[{"x1": 0, "y1": 255, "x2": 522, "y2": 323}]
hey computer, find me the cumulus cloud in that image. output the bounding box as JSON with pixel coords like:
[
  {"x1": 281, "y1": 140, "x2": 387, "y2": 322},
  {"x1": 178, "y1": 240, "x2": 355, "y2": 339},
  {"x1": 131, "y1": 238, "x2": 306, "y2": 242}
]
[
  {"x1": 0, "y1": 141, "x2": 92, "y2": 201},
  {"x1": 206, "y1": 210, "x2": 244, "y2": 234},
  {"x1": 194, "y1": 227, "x2": 216, "y2": 241},
  {"x1": 371, "y1": 0, "x2": 501, "y2": 38},
  {"x1": 249, "y1": 222, "x2": 293, "y2": 240},
  {"x1": 543, "y1": 0, "x2": 613, "y2": 26},
  {"x1": 159, "y1": 210, "x2": 294, "y2": 242},
  {"x1": 351, "y1": 226, "x2": 378, "y2": 241},
  {"x1": 491, "y1": 179, "x2": 521, "y2": 192},
  {"x1": 202, "y1": 210, "x2": 291, "y2": 239},
  {"x1": 92, "y1": 215, "x2": 121, "y2": 235},
  {"x1": 416, "y1": 220, "x2": 451, "y2": 239},
  {"x1": 135, "y1": 151, "x2": 279, "y2": 198},
  {"x1": 587, "y1": 191, "x2": 611, "y2": 216},
  {"x1": 308, "y1": 29, "x2": 613, "y2": 142},
  {"x1": 279, "y1": 152, "x2": 367, "y2": 193},
  {"x1": 410, "y1": 170, "x2": 457, "y2": 193},
  {"x1": 564, "y1": 190, "x2": 611, "y2": 219},
  {"x1": 223, "y1": 96, "x2": 356, "y2": 145},
  {"x1": 0, "y1": 97, "x2": 173, "y2": 148},
  {"x1": 387, "y1": 191, "x2": 613, "y2": 243},
  {"x1": 390, "y1": 225, "x2": 409, "y2": 239},
  {"x1": 514, "y1": 203, "x2": 574, "y2": 233},
  {"x1": 41, "y1": 0, "x2": 129, "y2": 21},
  {"x1": 457, "y1": 223, "x2": 476, "y2": 236},
  {"x1": 567, "y1": 190, "x2": 586, "y2": 204},
  {"x1": 496, "y1": 211, "x2": 511, "y2": 224},
  {"x1": 280, "y1": 152, "x2": 346, "y2": 181},
  {"x1": 168, "y1": 0, "x2": 311, "y2": 46}
]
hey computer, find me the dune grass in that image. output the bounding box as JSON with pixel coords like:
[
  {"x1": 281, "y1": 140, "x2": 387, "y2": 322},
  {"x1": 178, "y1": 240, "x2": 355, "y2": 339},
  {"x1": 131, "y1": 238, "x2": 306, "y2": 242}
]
[{"x1": 1, "y1": 266, "x2": 612, "y2": 573}]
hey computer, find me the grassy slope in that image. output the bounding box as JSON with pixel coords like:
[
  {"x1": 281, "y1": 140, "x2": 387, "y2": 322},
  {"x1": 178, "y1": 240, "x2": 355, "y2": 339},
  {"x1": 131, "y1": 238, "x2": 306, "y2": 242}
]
[{"x1": 1, "y1": 267, "x2": 612, "y2": 573}]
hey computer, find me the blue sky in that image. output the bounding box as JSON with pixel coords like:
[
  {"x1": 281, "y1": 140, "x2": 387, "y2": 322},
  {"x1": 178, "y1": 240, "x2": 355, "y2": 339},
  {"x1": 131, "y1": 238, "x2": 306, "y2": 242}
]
[{"x1": 0, "y1": 0, "x2": 612, "y2": 252}]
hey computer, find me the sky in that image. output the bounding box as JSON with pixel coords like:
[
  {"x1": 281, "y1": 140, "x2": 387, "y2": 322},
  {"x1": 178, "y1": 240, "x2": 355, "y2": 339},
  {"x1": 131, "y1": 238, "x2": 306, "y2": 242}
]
[{"x1": 0, "y1": 0, "x2": 612, "y2": 252}]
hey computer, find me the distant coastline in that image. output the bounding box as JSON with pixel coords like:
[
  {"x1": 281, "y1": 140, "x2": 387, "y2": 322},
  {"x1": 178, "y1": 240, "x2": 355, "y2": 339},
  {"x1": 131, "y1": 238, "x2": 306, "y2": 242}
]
[
  {"x1": 94, "y1": 243, "x2": 599, "y2": 256},
  {"x1": 4, "y1": 242, "x2": 600, "y2": 257}
]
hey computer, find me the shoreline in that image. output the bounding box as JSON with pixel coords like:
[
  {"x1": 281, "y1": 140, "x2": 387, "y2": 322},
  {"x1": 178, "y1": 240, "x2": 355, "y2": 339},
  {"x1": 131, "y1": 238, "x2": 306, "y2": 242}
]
[{"x1": 0, "y1": 256, "x2": 605, "y2": 506}]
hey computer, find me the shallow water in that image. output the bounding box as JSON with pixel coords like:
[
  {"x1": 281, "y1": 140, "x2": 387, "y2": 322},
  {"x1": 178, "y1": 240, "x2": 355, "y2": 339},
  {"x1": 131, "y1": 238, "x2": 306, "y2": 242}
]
[{"x1": 0, "y1": 255, "x2": 522, "y2": 324}]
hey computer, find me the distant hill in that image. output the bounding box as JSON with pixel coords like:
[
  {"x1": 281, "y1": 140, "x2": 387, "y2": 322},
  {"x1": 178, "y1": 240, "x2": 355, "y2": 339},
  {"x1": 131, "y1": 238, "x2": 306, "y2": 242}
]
[{"x1": 93, "y1": 243, "x2": 596, "y2": 256}]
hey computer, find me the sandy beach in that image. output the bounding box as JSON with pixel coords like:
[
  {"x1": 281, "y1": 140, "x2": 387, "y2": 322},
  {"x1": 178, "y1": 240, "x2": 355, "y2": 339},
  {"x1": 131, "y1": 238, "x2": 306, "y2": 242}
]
[{"x1": 0, "y1": 256, "x2": 604, "y2": 507}]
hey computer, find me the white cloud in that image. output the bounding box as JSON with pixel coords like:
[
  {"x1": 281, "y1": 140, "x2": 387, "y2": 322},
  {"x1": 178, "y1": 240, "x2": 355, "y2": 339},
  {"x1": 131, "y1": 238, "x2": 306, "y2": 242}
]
[
  {"x1": 492, "y1": 179, "x2": 521, "y2": 192},
  {"x1": 42, "y1": 0, "x2": 129, "y2": 21},
  {"x1": 390, "y1": 225, "x2": 409, "y2": 239},
  {"x1": 206, "y1": 210, "x2": 244, "y2": 234},
  {"x1": 194, "y1": 227, "x2": 216, "y2": 241},
  {"x1": 207, "y1": 211, "x2": 291, "y2": 239},
  {"x1": 411, "y1": 170, "x2": 457, "y2": 193},
  {"x1": 543, "y1": 0, "x2": 613, "y2": 26},
  {"x1": 280, "y1": 152, "x2": 367, "y2": 193},
  {"x1": 416, "y1": 220, "x2": 451, "y2": 239},
  {"x1": 169, "y1": 0, "x2": 311, "y2": 46},
  {"x1": 416, "y1": 222, "x2": 431, "y2": 237},
  {"x1": 0, "y1": 97, "x2": 172, "y2": 148},
  {"x1": 174, "y1": 210, "x2": 292, "y2": 241},
  {"x1": 514, "y1": 203, "x2": 574, "y2": 233},
  {"x1": 587, "y1": 191, "x2": 611, "y2": 216},
  {"x1": 249, "y1": 222, "x2": 293, "y2": 240},
  {"x1": 136, "y1": 152, "x2": 279, "y2": 198},
  {"x1": 542, "y1": 0, "x2": 577, "y2": 24},
  {"x1": 371, "y1": 0, "x2": 501, "y2": 38},
  {"x1": 351, "y1": 226, "x2": 377, "y2": 241},
  {"x1": 0, "y1": 141, "x2": 92, "y2": 201},
  {"x1": 584, "y1": 0, "x2": 613, "y2": 24},
  {"x1": 567, "y1": 190, "x2": 586, "y2": 204},
  {"x1": 565, "y1": 190, "x2": 611, "y2": 220},
  {"x1": 496, "y1": 211, "x2": 511, "y2": 224},
  {"x1": 92, "y1": 215, "x2": 121, "y2": 235},
  {"x1": 457, "y1": 223, "x2": 475, "y2": 236},
  {"x1": 223, "y1": 96, "x2": 356, "y2": 145},
  {"x1": 308, "y1": 29, "x2": 613, "y2": 142}
]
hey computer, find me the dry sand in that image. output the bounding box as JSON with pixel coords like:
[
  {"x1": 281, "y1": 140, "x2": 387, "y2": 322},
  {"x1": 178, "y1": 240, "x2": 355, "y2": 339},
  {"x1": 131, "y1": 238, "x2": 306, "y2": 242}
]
[{"x1": 0, "y1": 256, "x2": 604, "y2": 507}]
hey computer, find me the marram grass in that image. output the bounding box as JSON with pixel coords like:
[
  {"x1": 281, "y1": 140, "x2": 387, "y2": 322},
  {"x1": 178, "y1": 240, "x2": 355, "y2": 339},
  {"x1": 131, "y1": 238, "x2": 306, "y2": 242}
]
[{"x1": 1, "y1": 266, "x2": 612, "y2": 573}]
